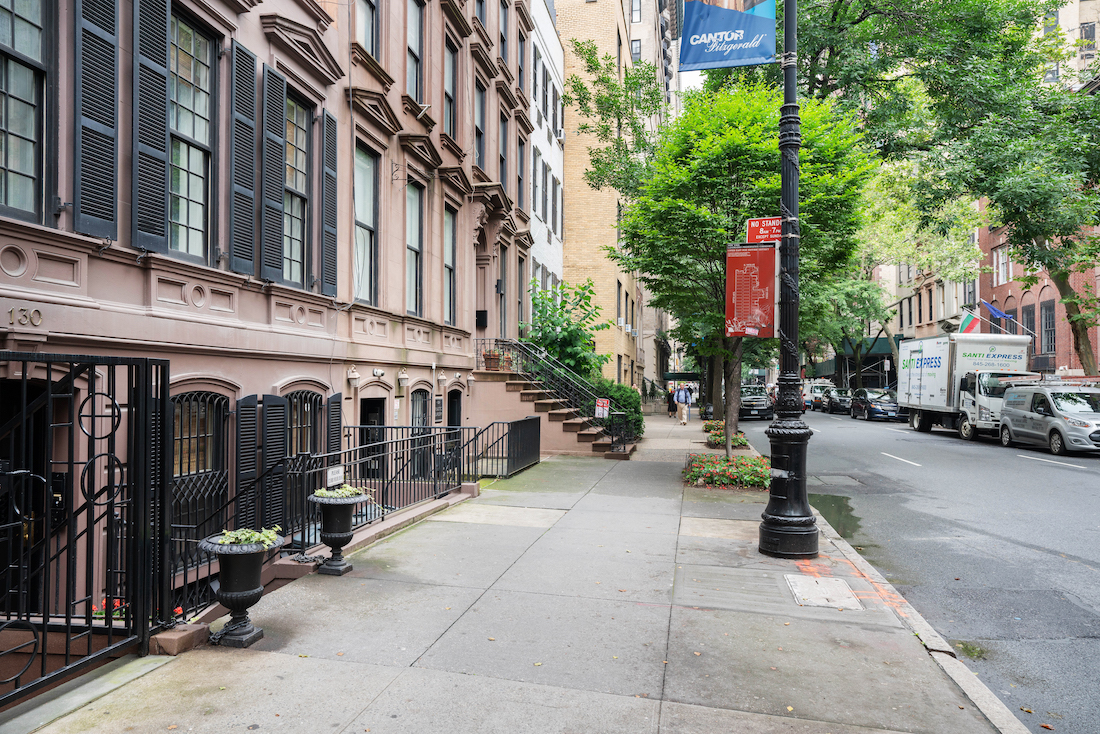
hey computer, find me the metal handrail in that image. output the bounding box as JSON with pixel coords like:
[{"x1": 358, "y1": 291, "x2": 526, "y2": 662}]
[{"x1": 475, "y1": 338, "x2": 638, "y2": 441}]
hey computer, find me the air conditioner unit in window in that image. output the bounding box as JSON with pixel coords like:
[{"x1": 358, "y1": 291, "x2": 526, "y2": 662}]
[
  {"x1": 617, "y1": 317, "x2": 625, "y2": 327},
  {"x1": 631, "y1": 329, "x2": 639, "y2": 338},
  {"x1": 625, "y1": 324, "x2": 632, "y2": 332}
]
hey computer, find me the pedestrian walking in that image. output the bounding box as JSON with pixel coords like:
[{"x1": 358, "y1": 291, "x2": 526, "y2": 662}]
[
  {"x1": 674, "y1": 384, "x2": 691, "y2": 425},
  {"x1": 667, "y1": 385, "x2": 676, "y2": 418}
]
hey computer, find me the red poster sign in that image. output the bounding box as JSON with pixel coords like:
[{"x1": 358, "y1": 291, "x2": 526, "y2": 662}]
[
  {"x1": 726, "y1": 245, "x2": 778, "y2": 338},
  {"x1": 746, "y1": 216, "x2": 781, "y2": 243}
]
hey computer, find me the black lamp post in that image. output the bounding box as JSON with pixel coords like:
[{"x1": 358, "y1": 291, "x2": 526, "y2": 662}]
[{"x1": 759, "y1": 0, "x2": 819, "y2": 558}]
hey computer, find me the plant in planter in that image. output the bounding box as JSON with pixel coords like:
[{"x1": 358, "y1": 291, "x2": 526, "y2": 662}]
[
  {"x1": 307, "y1": 484, "x2": 377, "y2": 576},
  {"x1": 483, "y1": 349, "x2": 502, "y2": 370},
  {"x1": 197, "y1": 525, "x2": 283, "y2": 648}
]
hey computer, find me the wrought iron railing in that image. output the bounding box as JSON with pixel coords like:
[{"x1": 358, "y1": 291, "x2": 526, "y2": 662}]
[{"x1": 474, "y1": 338, "x2": 639, "y2": 441}]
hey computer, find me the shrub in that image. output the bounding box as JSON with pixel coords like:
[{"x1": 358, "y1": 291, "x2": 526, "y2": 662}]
[
  {"x1": 683, "y1": 453, "x2": 770, "y2": 488},
  {"x1": 586, "y1": 376, "x2": 645, "y2": 439}
]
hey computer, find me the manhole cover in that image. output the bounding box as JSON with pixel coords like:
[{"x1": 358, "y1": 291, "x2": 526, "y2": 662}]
[{"x1": 785, "y1": 575, "x2": 863, "y2": 610}]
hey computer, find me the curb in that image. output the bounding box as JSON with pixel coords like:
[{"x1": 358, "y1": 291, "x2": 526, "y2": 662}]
[{"x1": 815, "y1": 514, "x2": 1030, "y2": 734}]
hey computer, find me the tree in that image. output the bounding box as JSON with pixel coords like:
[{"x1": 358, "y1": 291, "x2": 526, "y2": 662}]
[
  {"x1": 521, "y1": 279, "x2": 611, "y2": 378},
  {"x1": 612, "y1": 85, "x2": 875, "y2": 454}
]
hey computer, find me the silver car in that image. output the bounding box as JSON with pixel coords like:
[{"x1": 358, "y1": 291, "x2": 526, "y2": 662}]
[{"x1": 999, "y1": 386, "x2": 1100, "y2": 455}]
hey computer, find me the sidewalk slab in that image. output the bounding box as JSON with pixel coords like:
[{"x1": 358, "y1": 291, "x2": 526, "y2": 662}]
[
  {"x1": 347, "y1": 667, "x2": 661, "y2": 734},
  {"x1": 416, "y1": 589, "x2": 672, "y2": 698}
]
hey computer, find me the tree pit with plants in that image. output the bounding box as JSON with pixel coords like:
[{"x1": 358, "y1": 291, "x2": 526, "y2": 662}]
[
  {"x1": 701, "y1": 420, "x2": 748, "y2": 449},
  {"x1": 683, "y1": 453, "x2": 770, "y2": 489}
]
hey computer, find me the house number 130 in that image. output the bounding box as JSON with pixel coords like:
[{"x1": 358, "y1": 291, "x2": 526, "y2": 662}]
[{"x1": 8, "y1": 307, "x2": 43, "y2": 326}]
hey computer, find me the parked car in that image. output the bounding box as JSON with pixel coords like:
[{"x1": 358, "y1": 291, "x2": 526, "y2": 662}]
[
  {"x1": 999, "y1": 385, "x2": 1100, "y2": 455},
  {"x1": 850, "y1": 388, "x2": 906, "y2": 421},
  {"x1": 807, "y1": 383, "x2": 832, "y2": 411},
  {"x1": 739, "y1": 385, "x2": 774, "y2": 420},
  {"x1": 821, "y1": 387, "x2": 852, "y2": 414}
]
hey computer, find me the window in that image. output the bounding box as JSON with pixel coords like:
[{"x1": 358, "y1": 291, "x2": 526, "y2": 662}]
[
  {"x1": 444, "y1": 42, "x2": 458, "y2": 138},
  {"x1": 475, "y1": 82, "x2": 486, "y2": 169},
  {"x1": 172, "y1": 392, "x2": 228, "y2": 478},
  {"x1": 907, "y1": 297, "x2": 912, "y2": 326},
  {"x1": 617, "y1": 355, "x2": 622, "y2": 383},
  {"x1": 617, "y1": 280, "x2": 622, "y2": 320},
  {"x1": 0, "y1": 0, "x2": 42, "y2": 220},
  {"x1": 517, "y1": 256, "x2": 525, "y2": 333},
  {"x1": 551, "y1": 177, "x2": 558, "y2": 235},
  {"x1": 990, "y1": 314, "x2": 1002, "y2": 333},
  {"x1": 993, "y1": 246, "x2": 1013, "y2": 286},
  {"x1": 916, "y1": 292, "x2": 922, "y2": 323},
  {"x1": 631, "y1": 0, "x2": 641, "y2": 22},
  {"x1": 542, "y1": 68, "x2": 550, "y2": 118},
  {"x1": 552, "y1": 87, "x2": 560, "y2": 133},
  {"x1": 499, "y1": 0, "x2": 508, "y2": 62},
  {"x1": 1040, "y1": 299, "x2": 1056, "y2": 354},
  {"x1": 517, "y1": 139, "x2": 525, "y2": 208},
  {"x1": 288, "y1": 390, "x2": 323, "y2": 455},
  {"x1": 499, "y1": 245, "x2": 508, "y2": 337},
  {"x1": 541, "y1": 162, "x2": 548, "y2": 220},
  {"x1": 533, "y1": 46, "x2": 541, "y2": 105},
  {"x1": 531, "y1": 149, "x2": 540, "y2": 216},
  {"x1": 476, "y1": 0, "x2": 485, "y2": 24},
  {"x1": 444, "y1": 206, "x2": 457, "y2": 325},
  {"x1": 406, "y1": 183, "x2": 423, "y2": 315},
  {"x1": 169, "y1": 16, "x2": 213, "y2": 259},
  {"x1": 283, "y1": 96, "x2": 310, "y2": 285},
  {"x1": 354, "y1": 144, "x2": 378, "y2": 303},
  {"x1": 407, "y1": 0, "x2": 424, "y2": 102},
  {"x1": 499, "y1": 114, "x2": 508, "y2": 188},
  {"x1": 631, "y1": 39, "x2": 641, "y2": 62},
  {"x1": 1022, "y1": 303, "x2": 1036, "y2": 352},
  {"x1": 964, "y1": 279, "x2": 976, "y2": 307},
  {"x1": 518, "y1": 35, "x2": 526, "y2": 92},
  {"x1": 356, "y1": 0, "x2": 378, "y2": 57},
  {"x1": 1083, "y1": 22, "x2": 1096, "y2": 51},
  {"x1": 1005, "y1": 309, "x2": 1018, "y2": 335},
  {"x1": 927, "y1": 289, "x2": 933, "y2": 321},
  {"x1": 617, "y1": 31, "x2": 622, "y2": 77}
]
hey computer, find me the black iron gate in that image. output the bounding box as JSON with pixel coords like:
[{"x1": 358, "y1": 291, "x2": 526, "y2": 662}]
[{"x1": 0, "y1": 352, "x2": 170, "y2": 707}]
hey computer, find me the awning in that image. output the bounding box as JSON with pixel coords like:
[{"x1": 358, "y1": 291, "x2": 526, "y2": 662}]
[{"x1": 664, "y1": 372, "x2": 700, "y2": 381}]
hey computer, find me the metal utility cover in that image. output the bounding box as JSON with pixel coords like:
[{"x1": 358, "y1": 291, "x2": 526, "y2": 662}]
[{"x1": 785, "y1": 575, "x2": 864, "y2": 610}]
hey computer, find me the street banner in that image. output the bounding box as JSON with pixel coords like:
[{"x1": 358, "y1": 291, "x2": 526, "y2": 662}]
[
  {"x1": 679, "y1": 0, "x2": 777, "y2": 71},
  {"x1": 726, "y1": 244, "x2": 778, "y2": 338},
  {"x1": 746, "y1": 216, "x2": 781, "y2": 243}
]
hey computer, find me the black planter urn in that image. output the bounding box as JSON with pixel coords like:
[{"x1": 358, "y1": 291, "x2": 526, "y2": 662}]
[
  {"x1": 198, "y1": 534, "x2": 283, "y2": 648},
  {"x1": 307, "y1": 494, "x2": 368, "y2": 576}
]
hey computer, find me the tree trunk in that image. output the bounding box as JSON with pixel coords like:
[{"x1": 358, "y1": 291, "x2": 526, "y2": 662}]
[
  {"x1": 1050, "y1": 269, "x2": 1099, "y2": 375},
  {"x1": 723, "y1": 337, "x2": 744, "y2": 458},
  {"x1": 881, "y1": 320, "x2": 900, "y2": 387},
  {"x1": 711, "y1": 353, "x2": 725, "y2": 418}
]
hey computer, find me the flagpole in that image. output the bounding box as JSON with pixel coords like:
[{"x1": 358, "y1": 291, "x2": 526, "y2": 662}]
[
  {"x1": 760, "y1": 0, "x2": 818, "y2": 559},
  {"x1": 966, "y1": 307, "x2": 1038, "y2": 338}
]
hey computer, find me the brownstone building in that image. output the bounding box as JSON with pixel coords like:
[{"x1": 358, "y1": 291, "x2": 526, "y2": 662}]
[
  {"x1": 978, "y1": 224, "x2": 1099, "y2": 374},
  {"x1": 0, "y1": 0, "x2": 532, "y2": 482}
]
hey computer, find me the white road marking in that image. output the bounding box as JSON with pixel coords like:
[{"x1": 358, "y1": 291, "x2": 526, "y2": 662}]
[
  {"x1": 829, "y1": 416, "x2": 843, "y2": 421},
  {"x1": 881, "y1": 452, "x2": 921, "y2": 467},
  {"x1": 886, "y1": 428, "x2": 909, "y2": 434},
  {"x1": 1017, "y1": 454, "x2": 1088, "y2": 470}
]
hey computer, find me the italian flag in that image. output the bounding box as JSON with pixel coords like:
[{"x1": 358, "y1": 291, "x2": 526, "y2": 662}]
[{"x1": 959, "y1": 311, "x2": 980, "y2": 334}]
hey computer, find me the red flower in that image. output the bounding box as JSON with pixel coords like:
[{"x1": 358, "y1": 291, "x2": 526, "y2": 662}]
[{"x1": 174, "y1": 606, "x2": 183, "y2": 616}]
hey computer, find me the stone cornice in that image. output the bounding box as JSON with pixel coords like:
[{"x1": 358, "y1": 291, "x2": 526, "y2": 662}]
[
  {"x1": 260, "y1": 14, "x2": 344, "y2": 87},
  {"x1": 351, "y1": 43, "x2": 395, "y2": 92},
  {"x1": 347, "y1": 87, "x2": 403, "y2": 136}
]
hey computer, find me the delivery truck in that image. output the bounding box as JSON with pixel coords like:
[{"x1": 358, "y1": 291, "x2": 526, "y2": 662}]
[{"x1": 898, "y1": 333, "x2": 1039, "y2": 439}]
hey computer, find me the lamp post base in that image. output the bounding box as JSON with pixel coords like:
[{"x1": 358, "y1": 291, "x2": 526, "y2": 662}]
[{"x1": 758, "y1": 520, "x2": 819, "y2": 558}]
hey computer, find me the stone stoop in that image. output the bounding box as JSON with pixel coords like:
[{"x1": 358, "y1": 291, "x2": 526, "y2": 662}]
[
  {"x1": 603, "y1": 443, "x2": 637, "y2": 459},
  {"x1": 474, "y1": 370, "x2": 621, "y2": 457}
]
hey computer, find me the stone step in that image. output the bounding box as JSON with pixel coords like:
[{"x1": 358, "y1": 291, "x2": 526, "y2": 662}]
[
  {"x1": 506, "y1": 380, "x2": 536, "y2": 392},
  {"x1": 533, "y1": 399, "x2": 568, "y2": 412},
  {"x1": 576, "y1": 427, "x2": 605, "y2": 443},
  {"x1": 520, "y1": 389, "x2": 553, "y2": 402},
  {"x1": 562, "y1": 417, "x2": 594, "y2": 433},
  {"x1": 603, "y1": 442, "x2": 636, "y2": 460},
  {"x1": 548, "y1": 408, "x2": 579, "y2": 422},
  {"x1": 591, "y1": 437, "x2": 613, "y2": 452}
]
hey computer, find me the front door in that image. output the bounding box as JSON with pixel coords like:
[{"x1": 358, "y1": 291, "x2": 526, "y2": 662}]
[{"x1": 359, "y1": 398, "x2": 386, "y2": 478}]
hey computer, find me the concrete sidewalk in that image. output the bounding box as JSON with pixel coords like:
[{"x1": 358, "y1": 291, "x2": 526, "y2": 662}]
[{"x1": 6, "y1": 437, "x2": 1016, "y2": 733}]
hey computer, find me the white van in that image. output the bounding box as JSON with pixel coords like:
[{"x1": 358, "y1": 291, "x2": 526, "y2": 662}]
[{"x1": 999, "y1": 385, "x2": 1100, "y2": 455}]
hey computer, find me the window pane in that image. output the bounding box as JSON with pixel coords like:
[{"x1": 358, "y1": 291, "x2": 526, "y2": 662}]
[
  {"x1": 354, "y1": 225, "x2": 375, "y2": 302},
  {"x1": 354, "y1": 145, "x2": 376, "y2": 226},
  {"x1": 406, "y1": 185, "x2": 422, "y2": 314}
]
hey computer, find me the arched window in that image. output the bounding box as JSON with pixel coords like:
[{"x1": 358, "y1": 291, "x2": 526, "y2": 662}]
[
  {"x1": 171, "y1": 391, "x2": 230, "y2": 572},
  {"x1": 410, "y1": 389, "x2": 430, "y2": 427},
  {"x1": 287, "y1": 390, "x2": 323, "y2": 455}
]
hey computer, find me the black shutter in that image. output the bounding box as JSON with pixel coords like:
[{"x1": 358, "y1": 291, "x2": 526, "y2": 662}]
[
  {"x1": 260, "y1": 66, "x2": 287, "y2": 282},
  {"x1": 132, "y1": 0, "x2": 170, "y2": 252},
  {"x1": 74, "y1": 0, "x2": 118, "y2": 238},
  {"x1": 326, "y1": 393, "x2": 342, "y2": 454},
  {"x1": 229, "y1": 42, "x2": 258, "y2": 275},
  {"x1": 260, "y1": 394, "x2": 288, "y2": 529},
  {"x1": 320, "y1": 111, "x2": 339, "y2": 297},
  {"x1": 235, "y1": 395, "x2": 259, "y2": 530}
]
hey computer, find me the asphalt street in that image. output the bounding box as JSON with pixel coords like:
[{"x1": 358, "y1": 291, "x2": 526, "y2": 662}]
[{"x1": 740, "y1": 409, "x2": 1100, "y2": 734}]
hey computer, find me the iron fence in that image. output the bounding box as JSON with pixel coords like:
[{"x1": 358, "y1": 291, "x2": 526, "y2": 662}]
[{"x1": 0, "y1": 352, "x2": 169, "y2": 707}]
